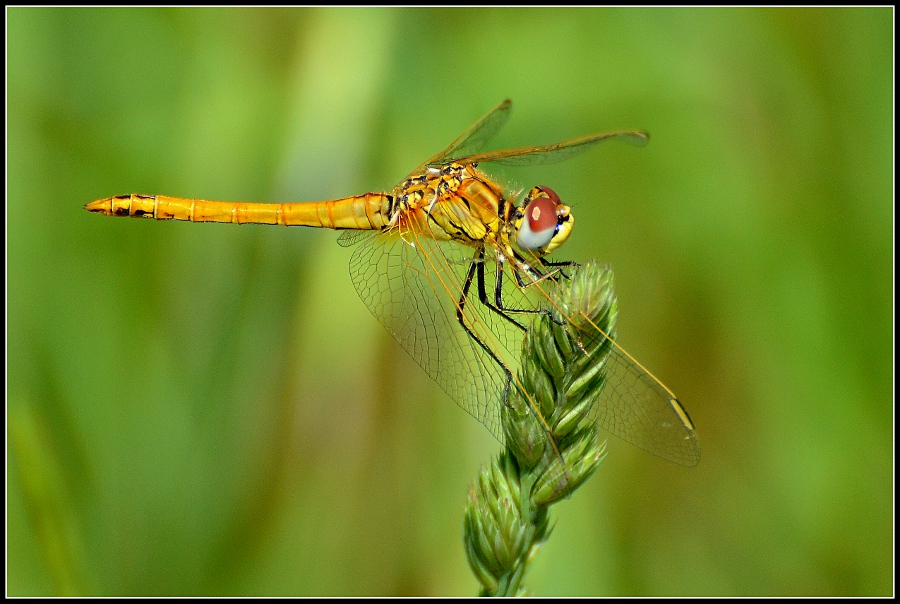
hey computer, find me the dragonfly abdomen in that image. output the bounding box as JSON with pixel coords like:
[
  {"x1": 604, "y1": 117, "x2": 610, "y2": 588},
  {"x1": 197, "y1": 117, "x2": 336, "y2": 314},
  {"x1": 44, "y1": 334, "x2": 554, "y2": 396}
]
[{"x1": 84, "y1": 193, "x2": 395, "y2": 230}]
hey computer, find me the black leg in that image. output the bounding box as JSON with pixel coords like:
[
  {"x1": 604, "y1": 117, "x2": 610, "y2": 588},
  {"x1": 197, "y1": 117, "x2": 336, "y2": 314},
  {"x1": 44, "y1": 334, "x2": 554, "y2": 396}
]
[
  {"x1": 540, "y1": 257, "x2": 579, "y2": 280},
  {"x1": 475, "y1": 253, "x2": 527, "y2": 331},
  {"x1": 460, "y1": 248, "x2": 564, "y2": 460},
  {"x1": 491, "y1": 261, "x2": 552, "y2": 320},
  {"x1": 458, "y1": 248, "x2": 515, "y2": 407},
  {"x1": 485, "y1": 253, "x2": 567, "y2": 323},
  {"x1": 511, "y1": 250, "x2": 548, "y2": 284}
]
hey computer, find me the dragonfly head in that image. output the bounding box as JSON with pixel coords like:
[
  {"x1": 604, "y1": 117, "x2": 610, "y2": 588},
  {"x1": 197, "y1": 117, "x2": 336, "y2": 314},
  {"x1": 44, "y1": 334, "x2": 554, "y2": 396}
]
[{"x1": 515, "y1": 186, "x2": 574, "y2": 256}]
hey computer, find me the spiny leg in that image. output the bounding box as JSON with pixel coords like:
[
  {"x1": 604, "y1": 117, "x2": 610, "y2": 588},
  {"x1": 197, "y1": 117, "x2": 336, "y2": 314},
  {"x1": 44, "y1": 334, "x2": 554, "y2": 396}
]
[
  {"x1": 481, "y1": 253, "x2": 568, "y2": 325},
  {"x1": 473, "y1": 250, "x2": 527, "y2": 332},
  {"x1": 487, "y1": 259, "x2": 554, "y2": 321},
  {"x1": 458, "y1": 248, "x2": 515, "y2": 408},
  {"x1": 510, "y1": 250, "x2": 575, "y2": 283},
  {"x1": 503, "y1": 253, "x2": 576, "y2": 325},
  {"x1": 466, "y1": 249, "x2": 568, "y2": 468},
  {"x1": 539, "y1": 257, "x2": 579, "y2": 280}
]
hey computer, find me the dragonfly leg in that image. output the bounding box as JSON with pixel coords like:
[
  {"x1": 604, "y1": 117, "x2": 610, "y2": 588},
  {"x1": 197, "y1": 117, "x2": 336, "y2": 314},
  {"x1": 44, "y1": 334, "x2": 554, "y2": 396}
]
[
  {"x1": 504, "y1": 254, "x2": 570, "y2": 326},
  {"x1": 458, "y1": 251, "x2": 515, "y2": 409},
  {"x1": 473, "y1": 252, "x2": 527, "y2": 332},
  {"x1": 489, "y1": 261, "x2": 554, "y2": 321},
  {"x1": 511, "y1": 250, "x2": 576, "y2": 282},
  {"x1": 469, "y1": 251, "x2": 565, "y2": 462},
  {"x1": 539, "y1": 257, "x2": 580, "y2": 280},
  {"x1": 485, "y1": 254, "x2": 571, "y2": 326}
]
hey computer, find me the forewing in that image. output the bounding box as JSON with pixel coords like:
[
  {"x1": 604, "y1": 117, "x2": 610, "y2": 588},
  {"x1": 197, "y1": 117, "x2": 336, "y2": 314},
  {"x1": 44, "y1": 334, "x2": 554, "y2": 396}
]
[
  {"x1": 590, "y1": 339, "x2": 701, "y2": 467},
  {"x1": 418, "y1": 99, "x2": 513, "y2": 170},
  {"x1": 454, "y1": 130, "x2": 649, "y2": 167},
  {"x1": 545, "y1": 281, "x2": 700, "y2": 467}
]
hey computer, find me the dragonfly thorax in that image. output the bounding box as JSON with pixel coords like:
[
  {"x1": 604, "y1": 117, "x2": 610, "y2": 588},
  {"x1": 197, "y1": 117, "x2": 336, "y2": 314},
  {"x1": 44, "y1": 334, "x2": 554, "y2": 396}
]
[{"x1": 394, "y1": 163, "x2": 511, "y2": 249}]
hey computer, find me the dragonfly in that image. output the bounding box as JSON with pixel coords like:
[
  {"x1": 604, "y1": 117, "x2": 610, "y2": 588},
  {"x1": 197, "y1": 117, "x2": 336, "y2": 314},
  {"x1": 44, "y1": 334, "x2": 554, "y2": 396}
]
[{"x1": 85, "y1": 99, "x2": 700, "y2": 467}]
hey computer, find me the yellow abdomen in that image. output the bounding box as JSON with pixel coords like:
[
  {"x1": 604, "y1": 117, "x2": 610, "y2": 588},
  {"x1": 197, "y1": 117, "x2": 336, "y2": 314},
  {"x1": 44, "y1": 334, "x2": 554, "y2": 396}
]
[{"x1": 84, "y1": 193, "x2": 395, "y2": 231}]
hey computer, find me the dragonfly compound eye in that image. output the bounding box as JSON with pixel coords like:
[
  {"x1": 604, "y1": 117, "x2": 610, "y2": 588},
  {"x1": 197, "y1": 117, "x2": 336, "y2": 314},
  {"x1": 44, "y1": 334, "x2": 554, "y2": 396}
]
[{"x1": 516, "y1": 186, "x2": 574, "y2": 255}]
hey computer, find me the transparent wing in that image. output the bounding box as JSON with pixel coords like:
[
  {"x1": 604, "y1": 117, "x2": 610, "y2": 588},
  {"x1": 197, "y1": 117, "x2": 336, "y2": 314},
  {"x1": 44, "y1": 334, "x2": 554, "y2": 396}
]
[
  {"x1": 416, "y1": 99, "x2": 513, "y2": 171},
  {"x1": 588, "y1": 335, "x2": 701, "y2": 467},
  {"x1": 343, "y1": 217, "x2": 537, "y2": 442},
  {"x1": 337, "y1": 229, "x2": 374, "y2": 248},
  {"x1": 453, "y1": 130, "x2": 649, "y2": 167},
  {"x1": 337, "y1": 201, "x2": 697, "y2": 465},
  {"x1": 523, "y1": 262, "x2": 700, "y2": 466}
]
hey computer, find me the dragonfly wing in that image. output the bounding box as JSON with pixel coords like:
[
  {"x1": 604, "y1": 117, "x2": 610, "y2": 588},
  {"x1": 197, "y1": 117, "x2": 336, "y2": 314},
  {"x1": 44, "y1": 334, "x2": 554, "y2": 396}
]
[
  {"x1": 590, "y1": 342, "x2": 701, "y2": 467},
  {"x1": 455, "y1": 130, "x2": 649, "y2": 167},
  {"x1": 416, "y1": 99, "x2": 513, "y2": 171},
  {"x1": 552, "y1": 292, "x2": 701, "y2": 467},
  {"x1": 337, "y1": 229, "x2": 375, "y2": 248},
  {"x1": 340, "y1": 221, "x2": 699, "y2": 464},
  {"x1": 344, "y1": 222, "x2": 535, "y2": 442}
]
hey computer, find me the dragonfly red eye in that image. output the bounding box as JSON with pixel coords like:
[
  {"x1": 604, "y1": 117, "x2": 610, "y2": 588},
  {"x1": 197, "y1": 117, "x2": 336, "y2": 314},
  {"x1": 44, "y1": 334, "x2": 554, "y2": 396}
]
[
  {"x1": 517, "y1": 186, "x2": 565, "y2": 252},
  {"x1": 526, "y1": 195, "x2": 557, "y2": 233},
  {"x1": 536, "y1": 185, "x2": 560, "y2": 206}
]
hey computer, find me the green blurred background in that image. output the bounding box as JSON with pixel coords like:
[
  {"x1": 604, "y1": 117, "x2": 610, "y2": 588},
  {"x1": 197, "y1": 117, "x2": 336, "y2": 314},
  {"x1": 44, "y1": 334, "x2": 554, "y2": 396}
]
[{"x1": 7, "y1": 7, "x2": 893, "y2": 596}]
